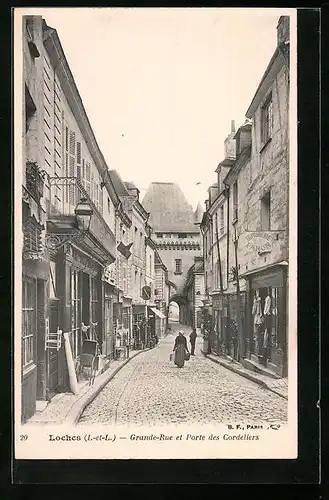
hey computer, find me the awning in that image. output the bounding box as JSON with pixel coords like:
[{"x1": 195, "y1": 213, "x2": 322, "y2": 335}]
[
  {"x1": 240, "y1": 260, "x2": 288, "y2": 278},
  {"x1": 150, "y1": 307, "x2": 167, "y2": 319}
]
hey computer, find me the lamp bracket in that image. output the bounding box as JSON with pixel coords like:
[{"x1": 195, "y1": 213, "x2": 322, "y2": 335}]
[{"x1": 45, "y1": 230, "x2": 87, "y2": 252}]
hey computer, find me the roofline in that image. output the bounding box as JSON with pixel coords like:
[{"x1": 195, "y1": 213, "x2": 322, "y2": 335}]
[
  {"x1": 145, "y1": 236, "x2": 157, "y2": 250},
  {"x1": 215, "y1": 158, "x2": 235, "y2": 173},
  {"x1": 245, "y1": 48, "x2": 283, "y2": 118}
]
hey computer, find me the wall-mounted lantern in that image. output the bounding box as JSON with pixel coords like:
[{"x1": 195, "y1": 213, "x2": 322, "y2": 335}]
[
  {"x1": 75, "y1": 198, "x2": 93, "y2": 232},
  {"x1": 46, "y1": 198, "x2": 93, "y2": 252}
]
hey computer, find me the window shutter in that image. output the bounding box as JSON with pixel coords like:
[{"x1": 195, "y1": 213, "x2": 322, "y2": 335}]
[
  {"x1": 69, "y1": 130, "x2": 76, "y2": 202},
  {"x1": 69, "y1": 155, "x2": 75, "y2": 206},
  {"x1": 85, "y1": 163, "x2": 91, "y2": 195},
  {"x1": 82, "y1": 159, "x2": 85, "y2": 189},
  {"x1": 69, "y1": 131, "x2": 75, "y2": 156},
  {"x1": 76, "y1": 142, "x2": 81, "y2": 180}
]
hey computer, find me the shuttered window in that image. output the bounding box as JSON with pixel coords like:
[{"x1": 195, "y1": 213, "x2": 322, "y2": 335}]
[
  {"x1": 85, "y1": 162, "x2": 91, "y2": 195},
  {"x1": 76, "y1": 142, "x2": 82, "y2": 180},
  {"x1": 68, "y1": 130, "x2": 76, "y2": 205},
  {"x1": 69, "y1": 130, "x2": 75, "y2": 156}
]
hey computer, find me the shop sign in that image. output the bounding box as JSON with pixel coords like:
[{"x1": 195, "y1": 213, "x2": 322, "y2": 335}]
[{"x1": 244, "y1": 232, "x2": 273, "y2": 254}]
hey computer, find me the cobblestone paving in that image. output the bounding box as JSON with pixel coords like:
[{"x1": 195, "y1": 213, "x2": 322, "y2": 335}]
[{"x1": 78, "y1": 324, "x2": 288, "y2": 426}]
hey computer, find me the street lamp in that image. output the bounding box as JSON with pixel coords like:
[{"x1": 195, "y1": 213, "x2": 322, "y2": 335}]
[
  {"x1": 75, "y1": 198, "x2": 93, "y2": 232},
  {"x1": 45, "y1": 198, "x2": 93, "y2": 252}
]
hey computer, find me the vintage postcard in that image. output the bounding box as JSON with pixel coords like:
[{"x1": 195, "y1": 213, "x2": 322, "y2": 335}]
[{"x1": 14, "y1": 7, "x2": 297, "y2": 460}]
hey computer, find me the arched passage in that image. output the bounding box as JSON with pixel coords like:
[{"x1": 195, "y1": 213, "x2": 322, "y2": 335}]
[{"x1": 169, "y1": 295, "x2": 190, "y2": 326}]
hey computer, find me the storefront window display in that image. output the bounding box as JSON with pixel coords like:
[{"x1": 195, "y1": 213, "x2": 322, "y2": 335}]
[{"x1": 251, "y1": 285, "x2": 281, "y2": 365}]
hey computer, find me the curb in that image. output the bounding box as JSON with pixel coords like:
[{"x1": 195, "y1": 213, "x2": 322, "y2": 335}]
[
  {"x1": 65, "y1": 349, "x2": 147, "y2": 425},
  {"x1": 202, "y1": 351, "x2": 288, "y2": 400}
]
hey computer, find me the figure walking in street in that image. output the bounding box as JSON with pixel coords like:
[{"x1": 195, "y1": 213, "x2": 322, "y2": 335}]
[
  {"x1": 173, "y1": 331, "x2": 189, "y2": 368},
  {"x1": 189, "y1": 328, "x2": 197, "y2": 356}
]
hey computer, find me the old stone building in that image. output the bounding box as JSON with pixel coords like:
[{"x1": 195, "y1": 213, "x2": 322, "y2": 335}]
[
  {"x1": 201, "y1": 16, "x2": 290, "y2": 377},
  {"x1": 21, "y1": 16, "x2": 118, "y2": 421},
  {"x1": 200, "y1": 121, "x2": 238, "y2": 355},
  {"x1": 142, "y1": 182, "x2": 202, "y2": 324}
]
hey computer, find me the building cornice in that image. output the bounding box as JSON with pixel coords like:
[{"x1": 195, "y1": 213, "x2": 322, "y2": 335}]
[
  {"x1": 133, "y1": 200, "x2": 149, "y2": 222},
  {"x1": 156, "y1": 241, "x2": 201, "y2": 251},
  {"x1": 116, "y1": 204, "x2": 132, "y2": 228},
  {"x1": 208, "y1": 190, "x2": 227, "y2": 215}
]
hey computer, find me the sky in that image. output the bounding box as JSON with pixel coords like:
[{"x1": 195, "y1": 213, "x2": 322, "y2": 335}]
[{"x1": 20, "y1": 8, "x2": 294, "y2": 210}]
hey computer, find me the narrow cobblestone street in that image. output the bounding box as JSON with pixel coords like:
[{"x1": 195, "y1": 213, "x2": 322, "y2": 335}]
[{"x1": 78, "y1": 322, "x2": 287, "y2": 426}]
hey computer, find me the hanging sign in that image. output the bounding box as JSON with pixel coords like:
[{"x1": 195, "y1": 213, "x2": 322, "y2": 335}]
[
  {"x1": 141, "y1": 285, "x2": 151, "y2": 301},
  {"x1": 244, "y1": 232, "x2": 273, "y2": 254}
]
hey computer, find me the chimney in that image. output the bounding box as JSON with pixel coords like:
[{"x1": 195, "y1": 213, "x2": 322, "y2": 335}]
[
  {"x1": 224, "y1": 120, "x2": 236, "y2": 160},
  {"x1": 277, "y1": 16, "x2": 290, "y2": 47}
]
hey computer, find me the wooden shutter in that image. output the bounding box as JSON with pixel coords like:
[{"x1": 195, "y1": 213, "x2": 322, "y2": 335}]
[
  {"x1": 69, "y1": 131, "x2": 76, "y2": 205},
  {"x1": 76, "y1": 141, "x2": 82, "y2": 181},
  {"x1": 85, "y1": 162, "x2": 91, "y2": 195}
]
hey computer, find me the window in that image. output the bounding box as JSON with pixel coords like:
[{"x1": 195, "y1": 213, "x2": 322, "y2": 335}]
[
  {"x1": 219, "y1": 205, "x2": 224, "y2": 235},
  {"x1": 156, "y1": 233, "x2": 163, "y2": 238},
  {"x1": 261, "y1": 191, "x2": 271, "y2": 230},
  {"x1": 76, "y1": 142, "x2": 82, "y2": 180},
  {"x1": 85, "y1": 162, "x2": 91, "y2": 195},
  {"x1": 69, "y1": 130, "x2": 76, "y2": 156},
  {"x1": 233, "y1": 181, "x2": 238, "y2": 221},
  {"x1": 108, "y1": 197, "x2": 111, "y2": 214},
  {"x1": 22, "y1": 278, "x2": 36, "y2": 368},
  {"x1": 178, "y1": 233, "x2": 187, "y2": 239},
  {"x1": 261, "y1": 94, "x2": 273, "y2": 144},
  {"x1": 175, "y1": 259, "x2": 182, "y2": 274}
]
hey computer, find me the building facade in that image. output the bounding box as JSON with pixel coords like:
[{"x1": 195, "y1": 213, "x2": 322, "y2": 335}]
[
  {"x1": 200, "y1": 16, "x2": 290, "y2": 378},
  {"x1": 21, "y1": 16, "x2": 118, "y2": 421}
]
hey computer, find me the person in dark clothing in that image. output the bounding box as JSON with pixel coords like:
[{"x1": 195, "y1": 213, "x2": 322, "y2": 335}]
[
  {"x1": 173, "y1": 331, "x2": 189, "y2": 368},
  {"x1": 189, "y1": 328, "x2": 197, "y2": 355}
]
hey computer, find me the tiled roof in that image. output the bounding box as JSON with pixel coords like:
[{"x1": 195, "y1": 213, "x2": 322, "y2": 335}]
[
  {"x1": 108, "y1": 170, "x2": 130, "y2": 197},
  {"x1": 142, "y1": 182, "x2": 199, "y2": 232}
]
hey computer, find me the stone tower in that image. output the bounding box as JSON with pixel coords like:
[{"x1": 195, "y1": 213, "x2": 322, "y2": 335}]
[{"x1": 142, "y1": 182, "x2": 202, "y2": 300}]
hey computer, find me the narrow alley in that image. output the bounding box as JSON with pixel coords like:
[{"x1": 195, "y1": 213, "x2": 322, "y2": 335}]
[{"x1": 78, "y1": 322, "x2": 287, "y2": 427}]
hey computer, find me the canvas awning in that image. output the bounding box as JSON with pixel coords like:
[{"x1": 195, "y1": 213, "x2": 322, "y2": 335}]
[{"x1": 150, "y1": 307, "x2": 166, "y2": 320}]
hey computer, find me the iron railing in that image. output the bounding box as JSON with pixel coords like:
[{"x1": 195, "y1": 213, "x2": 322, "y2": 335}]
[{"x1": 48, "y1": 177, "x2": 115, "y2": 256}]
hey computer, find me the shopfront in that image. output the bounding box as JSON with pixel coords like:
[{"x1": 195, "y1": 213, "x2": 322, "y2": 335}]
[
  {"x1": 49, "y1": 244, "x2": 105, "y2": 392},
  {"x1": 132, "y1": 305, "x2": 146, "y2": 350},
  {"x1": 21, "y1": 260, "x2": 49, "y2": 422},
  {"x1": 244, "y1": 263, "x2": 288, "y2": 377}
]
